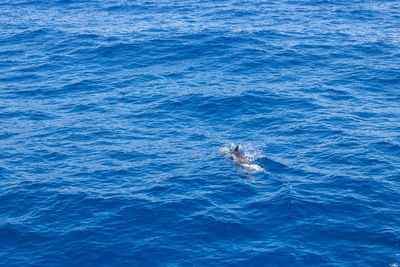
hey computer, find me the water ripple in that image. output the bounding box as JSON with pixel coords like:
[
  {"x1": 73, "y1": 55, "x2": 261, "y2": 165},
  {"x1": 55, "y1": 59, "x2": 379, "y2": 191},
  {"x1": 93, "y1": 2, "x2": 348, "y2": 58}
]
[{"x1": 0, "y1": 0, "x2": 399, "y2": 266}]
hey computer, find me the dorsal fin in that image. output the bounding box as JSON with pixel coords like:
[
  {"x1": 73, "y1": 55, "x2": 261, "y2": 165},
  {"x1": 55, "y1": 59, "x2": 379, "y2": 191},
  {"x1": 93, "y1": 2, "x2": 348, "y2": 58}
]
[{"x1": 234, "y1": 146, "x2": 239, "y2": 152}]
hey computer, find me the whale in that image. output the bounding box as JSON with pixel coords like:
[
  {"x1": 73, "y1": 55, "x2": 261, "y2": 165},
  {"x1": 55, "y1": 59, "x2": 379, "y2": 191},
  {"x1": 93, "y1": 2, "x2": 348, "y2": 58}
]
[
  {"x1": 231, "y1": 146, "x2": 250, "y2": 164},
  {"x1": 230, "y1": 146, "x2": 269, "y2": 173}
]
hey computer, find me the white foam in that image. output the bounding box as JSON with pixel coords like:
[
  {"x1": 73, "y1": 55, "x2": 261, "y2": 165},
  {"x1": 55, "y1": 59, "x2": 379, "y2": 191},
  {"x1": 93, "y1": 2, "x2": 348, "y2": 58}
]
[{"x1": 242, "y1": 163, "x2": 269, "y2": 174}]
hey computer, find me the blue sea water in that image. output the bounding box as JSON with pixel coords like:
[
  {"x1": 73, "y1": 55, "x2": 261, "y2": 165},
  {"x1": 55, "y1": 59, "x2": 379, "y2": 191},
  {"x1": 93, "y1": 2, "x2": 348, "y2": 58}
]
[{"x1": 1, "y1": 0, "x2": 400, "y2": 265}]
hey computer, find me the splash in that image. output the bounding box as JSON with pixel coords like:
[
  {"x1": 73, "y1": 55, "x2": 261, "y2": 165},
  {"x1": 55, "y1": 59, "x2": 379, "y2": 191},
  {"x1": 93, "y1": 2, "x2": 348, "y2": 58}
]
[{"x1": 220, "y1": 143, "x2": 269, "y2": 174}]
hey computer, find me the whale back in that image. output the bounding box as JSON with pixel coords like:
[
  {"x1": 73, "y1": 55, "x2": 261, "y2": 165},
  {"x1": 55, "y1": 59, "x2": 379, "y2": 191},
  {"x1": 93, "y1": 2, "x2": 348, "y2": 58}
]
[{"x1": 232, "y1": 146, "x2": 249, "y2": 164}]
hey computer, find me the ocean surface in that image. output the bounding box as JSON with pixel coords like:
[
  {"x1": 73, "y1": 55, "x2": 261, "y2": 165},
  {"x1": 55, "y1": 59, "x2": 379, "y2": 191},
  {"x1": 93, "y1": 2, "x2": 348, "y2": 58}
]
[{"x1": 1, "y1": 0, "x2": 400, "y2": 266}]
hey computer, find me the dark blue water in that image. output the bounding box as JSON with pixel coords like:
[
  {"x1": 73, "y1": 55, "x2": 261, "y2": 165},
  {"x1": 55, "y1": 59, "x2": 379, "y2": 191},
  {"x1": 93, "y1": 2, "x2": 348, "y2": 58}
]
[{"x1": 1, "y1": 0, "x2": 400, "y2": 266}]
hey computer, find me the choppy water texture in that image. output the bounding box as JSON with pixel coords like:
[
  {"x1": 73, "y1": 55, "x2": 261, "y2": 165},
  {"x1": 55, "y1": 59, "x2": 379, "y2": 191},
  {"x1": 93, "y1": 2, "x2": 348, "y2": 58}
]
[{"x1": 1, "y1": 0, "x2": 400, "y2": 266}]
